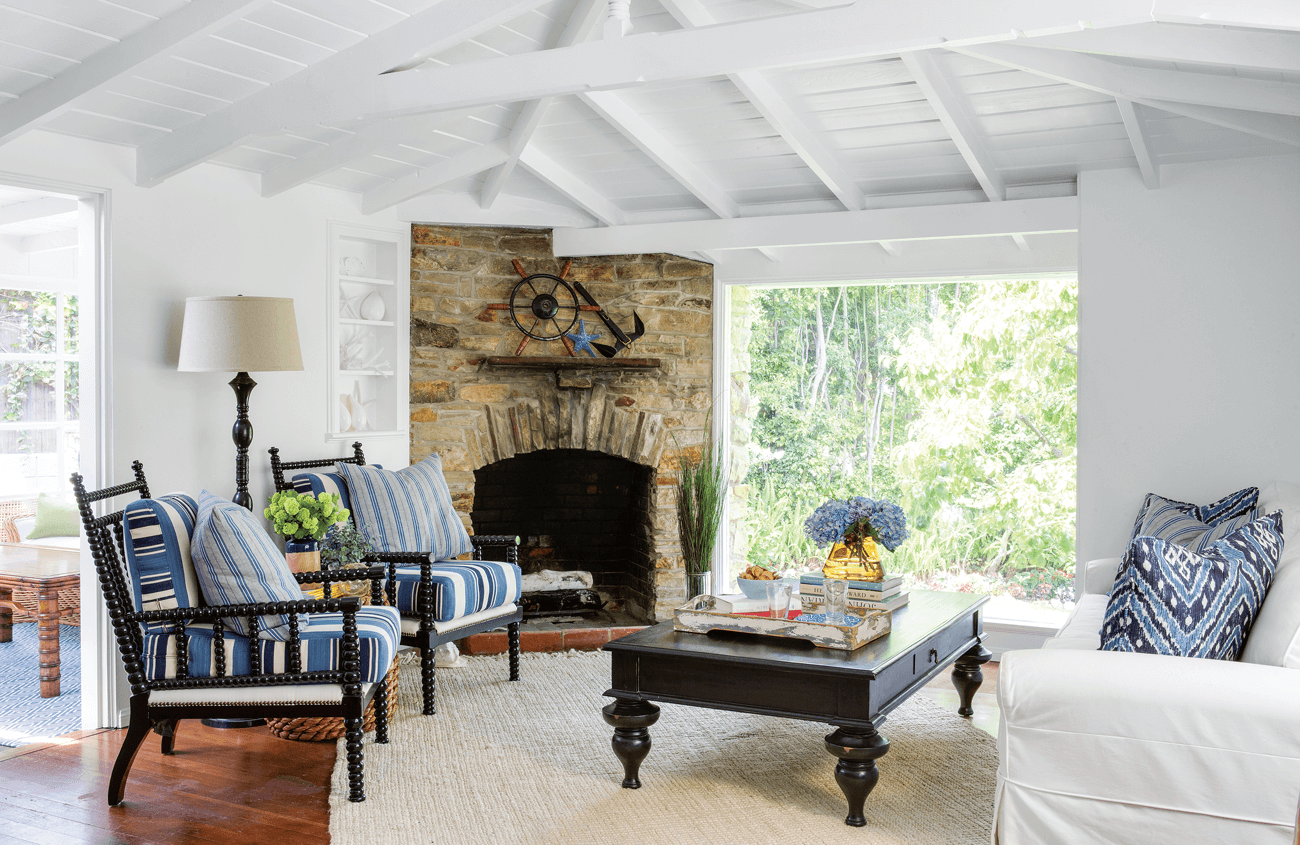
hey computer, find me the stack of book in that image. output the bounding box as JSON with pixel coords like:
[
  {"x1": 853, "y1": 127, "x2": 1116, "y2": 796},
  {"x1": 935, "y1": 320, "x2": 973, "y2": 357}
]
[{"x1": 798, "y1": 573, "x2": 909, "y2": 614}]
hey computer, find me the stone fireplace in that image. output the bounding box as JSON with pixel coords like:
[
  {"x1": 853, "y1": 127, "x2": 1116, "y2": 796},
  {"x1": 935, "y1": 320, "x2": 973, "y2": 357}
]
[{"x1": 408, "y1": 225, "x2": 713, "y2": 621}]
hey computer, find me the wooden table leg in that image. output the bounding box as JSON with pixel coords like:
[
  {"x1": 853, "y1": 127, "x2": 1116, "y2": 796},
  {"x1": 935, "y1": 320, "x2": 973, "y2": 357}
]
[
  {"x1": 601, "y1": 697, "x2": 660, "y2": 789},
  {"x1": 825, "y1": 725, "x2": 890, "y2": 827},
  {"x1": 0, "y1": 587, "x2": 12, "y2": 643},
  {"x1": 37, "y1": 586, "x2": 61, "y2": 698},
  {"x1": 951, "y1": 642, "x2": 993, "y2": 717}
]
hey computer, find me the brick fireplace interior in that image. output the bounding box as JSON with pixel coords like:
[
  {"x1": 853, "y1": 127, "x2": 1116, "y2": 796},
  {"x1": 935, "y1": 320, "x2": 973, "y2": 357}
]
[{"x1": 471, "y1": 449, "x2": 656, "y2": 620}]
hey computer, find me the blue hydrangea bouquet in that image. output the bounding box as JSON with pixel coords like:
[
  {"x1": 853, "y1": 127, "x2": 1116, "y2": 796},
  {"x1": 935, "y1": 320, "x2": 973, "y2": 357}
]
[{"x1": 804, "y1": 496, "x2": 909, "y2": 580}]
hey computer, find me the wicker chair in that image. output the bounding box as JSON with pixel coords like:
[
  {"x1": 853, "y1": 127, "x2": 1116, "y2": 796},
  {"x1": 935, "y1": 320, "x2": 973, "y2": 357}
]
[
  {"x1": 0, "y1": 498, "x2": 35, "y2": 543},
  {"x1": 269, "y1": 442, "x2": 522, "y2": 716},
  {"x1": 71, "y1": 464, "x2": 397, "y2": 805}
]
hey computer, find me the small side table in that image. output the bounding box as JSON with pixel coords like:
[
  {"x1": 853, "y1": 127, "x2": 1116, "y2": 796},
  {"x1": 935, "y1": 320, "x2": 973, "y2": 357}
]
[{"x1": 0, "y1": 544, "x2": 80, "y2": 697}]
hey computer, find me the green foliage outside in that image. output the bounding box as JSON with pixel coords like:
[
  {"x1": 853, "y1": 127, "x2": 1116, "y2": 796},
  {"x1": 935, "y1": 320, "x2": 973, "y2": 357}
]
[
  {"x1": 0, "y1": 289, "x2": 79, "y2": 459},
  {"x1": 736, "y1": 279, "x2": 1077, "y2": 607}
]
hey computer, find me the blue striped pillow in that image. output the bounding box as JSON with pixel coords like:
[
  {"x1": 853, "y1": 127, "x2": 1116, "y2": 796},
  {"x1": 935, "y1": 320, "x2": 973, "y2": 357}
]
[
  {"x1": 337, "y1": 456, "x2": 473, "y2": 560},
  {"x1": 191, "y1": 490, "x2": 308, "y2": 641},
  {"x1": 1129, "y1": 487, "x2": 1259, "y2": 553},
  {"x1": 290, "y1": 466, "x2": 379, "y2": 515},
  {"x1": 122, "y1": 494, "x2": 201, "y2": 634}
]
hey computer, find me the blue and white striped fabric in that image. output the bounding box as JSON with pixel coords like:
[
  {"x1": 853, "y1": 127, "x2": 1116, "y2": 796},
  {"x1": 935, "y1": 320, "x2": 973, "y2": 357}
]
[
  {"x1": 290, "y1": 466, "x2": 380, "y2": 515},
  {"x1": 191, "y1": 490, "x2": 309, "y2": 641},
  {"x1": 122, "y1": 494, "x2": 201, "y2": 635},
  {"x1": 139, "y1": 605, "x2": 400, "y2": 683},
  {"x1": 388, "y1": 560, "x2": 521, "y2": 622},
  {"x1": 337, "y1": 456, "x2": 473, "y2": 560},
  {"x1": 1129, "y1": 487, "x2": 1260, "y2": 553}
]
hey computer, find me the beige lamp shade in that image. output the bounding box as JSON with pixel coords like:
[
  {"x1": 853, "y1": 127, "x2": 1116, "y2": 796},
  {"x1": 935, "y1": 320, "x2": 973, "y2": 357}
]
[{"x1": 177, "y1": 296, "x2": 304, "y2": 373}]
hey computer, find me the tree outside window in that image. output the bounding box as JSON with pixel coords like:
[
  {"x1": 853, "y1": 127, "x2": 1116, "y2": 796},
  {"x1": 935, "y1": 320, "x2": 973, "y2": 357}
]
[{"x1": 0, "y1": 288, "x2": 79, "y2": 496}]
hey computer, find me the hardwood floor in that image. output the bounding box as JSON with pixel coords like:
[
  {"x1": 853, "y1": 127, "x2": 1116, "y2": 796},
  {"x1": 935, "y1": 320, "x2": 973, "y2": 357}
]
[{"x1": 0, "y1": 664, "x2": 1000, "y2": 844}]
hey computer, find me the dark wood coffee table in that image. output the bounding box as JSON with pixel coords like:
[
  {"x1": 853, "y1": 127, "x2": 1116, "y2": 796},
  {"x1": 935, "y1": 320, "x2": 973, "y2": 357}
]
[{"x1": 601, "y1": 590, "x2": 991, "y2": 826}]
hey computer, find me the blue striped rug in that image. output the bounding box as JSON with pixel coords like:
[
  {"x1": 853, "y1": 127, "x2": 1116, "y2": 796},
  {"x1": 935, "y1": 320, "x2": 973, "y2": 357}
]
[{"x1": 0, "y1": 623, "x2": 80, "y2": 747}]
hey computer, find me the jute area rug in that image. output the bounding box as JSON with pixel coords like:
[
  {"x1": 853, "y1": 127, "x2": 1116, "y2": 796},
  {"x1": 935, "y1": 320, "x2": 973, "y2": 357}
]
[{"x1": 330, "y1": 650, "x2": 996, "y2": 845}]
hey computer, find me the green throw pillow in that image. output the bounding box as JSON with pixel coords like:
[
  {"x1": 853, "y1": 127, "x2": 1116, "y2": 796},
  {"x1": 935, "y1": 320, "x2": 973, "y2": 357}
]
[{"x1": 26, "y1": 493, "x2": 80, "y2": 539}]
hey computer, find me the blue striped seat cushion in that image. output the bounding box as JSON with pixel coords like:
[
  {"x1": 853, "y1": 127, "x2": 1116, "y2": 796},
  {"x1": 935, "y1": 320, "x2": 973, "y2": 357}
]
[
  {"x1": 139, "y1": 605, "x2": 400, "y2": 683},
  {"x1": 337, "y1": 456, "x2": 473, "y2": 560},
  {"x1": 191, "y1": 490, "x2": 310, "y2": 641},
  {"x1": 122, "y1": 494, "x2": 201, "y2": 635},
  {"x1": 1129, "y1": 487, "x2": 1259, "y2": 553},
  {"x1": 289, "y1": 466, "x2": 379, "y2": 515},
  {"x1": 389, "y1": 560, "x2": 521, "y2": 623}
]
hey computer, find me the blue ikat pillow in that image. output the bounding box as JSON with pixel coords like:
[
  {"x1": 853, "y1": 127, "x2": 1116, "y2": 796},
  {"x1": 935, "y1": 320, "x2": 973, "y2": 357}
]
[{"x1": 1101, "y1": 510, "x2": 1283, "y2": 660}]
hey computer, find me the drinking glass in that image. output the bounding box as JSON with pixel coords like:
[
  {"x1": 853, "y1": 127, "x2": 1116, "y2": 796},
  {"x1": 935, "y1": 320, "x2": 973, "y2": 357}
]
[
  {"x1": 823, "y1": 578, "x2": 849, "y2": 625},
  {"x1": 766, "y1": 580, "x2": 792, "y2": 620}
]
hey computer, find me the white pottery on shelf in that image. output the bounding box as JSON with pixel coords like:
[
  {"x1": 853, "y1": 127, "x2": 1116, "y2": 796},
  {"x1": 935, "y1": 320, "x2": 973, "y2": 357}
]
[
  {"x1": 341, "y1": 256, "x2": 365, "y2": 277},
  {"x1": 338, "y1": 399, "x2": 351, "y2": 432},
  {"x1": 359, "y1": 291, "x2": 386, "y2": 321},
  {"x1": 339, "y1": 380, "x2": 375, "y2": 432}
]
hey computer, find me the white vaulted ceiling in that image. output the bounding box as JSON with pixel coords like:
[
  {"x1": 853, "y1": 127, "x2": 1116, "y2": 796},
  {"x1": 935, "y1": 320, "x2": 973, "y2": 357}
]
[{"x1": 0, "y1": 0, "x2": 1296, "y2": 261}]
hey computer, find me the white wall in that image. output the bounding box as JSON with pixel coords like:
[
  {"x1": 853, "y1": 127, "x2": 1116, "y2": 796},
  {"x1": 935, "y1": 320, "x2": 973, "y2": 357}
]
[
  {"x1": 0, "y1": 130, "x2": 412, "y2": 509},
  {"x1": 1077, "y1": 154, "x2": 1300, "y2": 569}
]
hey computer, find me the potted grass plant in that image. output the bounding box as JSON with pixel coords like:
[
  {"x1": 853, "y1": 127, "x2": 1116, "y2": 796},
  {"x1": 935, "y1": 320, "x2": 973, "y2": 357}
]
[{"x1": 675, "y1": 425, "x2": 726, "y2": 600}]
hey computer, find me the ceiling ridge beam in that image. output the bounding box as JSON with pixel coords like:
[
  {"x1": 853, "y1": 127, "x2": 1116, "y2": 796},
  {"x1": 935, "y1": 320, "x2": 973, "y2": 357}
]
[
  {"x1": 954, "y1": 42, "x2": 1300, "y2": 145},
  {"x1": 518, "y1": 146, "x2": 625, "y2": 226},
  {"x1": 1116, "y1": 99, "x2": 1159, "y2": 189},
  {"x1": 0, "y1": 0, "x2": 265, "y2": 146},
  {"x1": 554, "y1": 196, "x2": 1078, "y2": 255},
  {"x1": 136, "y1": 0, "x2": 552, "y2": 187},
  {"x1": 0, "y1": 196, "x2": 78, "y2": 226},
  {"x1": 1020, "y1": 23, "x2": 1300, "y2": 74},
  {"x1": 362, "y1": 141, "x2": 510, "y2": 214},
  {"x1": 144, "y1": 0, "x2": 1149, "y2": 177},
  {"x1": 901, "y1": 50, "x2": 1006, "y2": 202}
]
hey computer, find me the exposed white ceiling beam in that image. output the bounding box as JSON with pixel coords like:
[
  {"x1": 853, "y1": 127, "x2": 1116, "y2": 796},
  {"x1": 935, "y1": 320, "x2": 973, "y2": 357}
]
[
  {"x1": 20, "y1": 230, "x2": 78, "y2": 253},
  {"x1": 954, "y1": 42, "x2": 1300, "y2": 146},
  {"x1": 362, "y1": 142, "x2": 510, "y2": 215},
  {"x1": 1011, "y1": 234, "x2": 1030, "y2": 251},
  {"x1": 1022, "y1": 22, "x2": 1300, "y2": 74},
  {"x1": 1151, "y1": 0, "x2": 1300, "y2": 31},
  {"x1": 0, "y1": 0, "x2": 265, "y2": 146},
  {"x1": 395, "y1": 190, "x2": 596, "y2": 229},
  {"x1": 0, "y1": 197, "x2": 77, "y2": 226},
  {"x1": 554, "y1": 196, "x2": 1078, "y2": 255},
  {"x1": 1116, "y1": 99, "x2": 1159, "y2": 189},
  {"x1": 902, "y1": 51, "x2": 1005, "y2": 202},
  {"x1": 658, "y1": 0, "x2": 866, "y2": 211},
  {"x1": 481, "y1": 0, "x2": 606, "y2": 210},
  {"x1": 878, "y1": 241, "x2": 901, "y2": 257},
  {"x1": 518, "y1": 146, "x2": 626, "y2": 226},
  {"x1": 260, "y1": 109, "x2": 478, "y2": 198},
  {"x1": 136, "y1": 0, "x2": 553, "y2": 187}
]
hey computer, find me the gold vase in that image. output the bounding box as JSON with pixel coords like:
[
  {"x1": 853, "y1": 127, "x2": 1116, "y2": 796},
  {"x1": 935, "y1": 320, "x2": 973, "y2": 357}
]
[{"x1": 822, "y1": 537, "x2": 885, "y2": 582}]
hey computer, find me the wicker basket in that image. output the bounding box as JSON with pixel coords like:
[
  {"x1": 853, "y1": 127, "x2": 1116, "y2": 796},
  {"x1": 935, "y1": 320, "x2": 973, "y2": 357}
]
[{"x1": 265, "y1": 657, "x2": 400, "y2": 742}]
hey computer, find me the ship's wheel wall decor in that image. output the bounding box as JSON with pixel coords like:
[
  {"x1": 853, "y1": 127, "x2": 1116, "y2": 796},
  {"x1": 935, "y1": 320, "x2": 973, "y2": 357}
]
[{"x1": 483, "y1": 258, "x2": 644, "y2": 357}]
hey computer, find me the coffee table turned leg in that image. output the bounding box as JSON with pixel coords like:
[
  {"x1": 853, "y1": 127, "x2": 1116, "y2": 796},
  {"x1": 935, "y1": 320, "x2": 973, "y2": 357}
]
[
  {"x1": 601, "y1": 697, "x2": 660, "y2": 789},
  {"x1": 951, "y1": 642, "x2": 993, "y2": 717},
  {"x1": 37, "y1": 586, "x2": 61, "y2": 698},
  {"x1": 0, "y1": 587, "x2": 12, "y2": 643},
  {"x1": 824, "y1": 725, "x2": 890, "y2": 827}
]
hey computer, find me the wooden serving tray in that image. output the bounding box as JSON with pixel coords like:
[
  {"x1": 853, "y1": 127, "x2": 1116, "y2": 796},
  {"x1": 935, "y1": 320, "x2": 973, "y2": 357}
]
[{"x1": 672, "y1": 595, "x2": 891, "y2": 651}]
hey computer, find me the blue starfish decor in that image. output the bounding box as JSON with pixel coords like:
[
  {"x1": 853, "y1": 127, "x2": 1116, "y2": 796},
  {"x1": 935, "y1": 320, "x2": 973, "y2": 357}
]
[{"x1": 565, "y1": 318, "x2": 601, "y2": 357}]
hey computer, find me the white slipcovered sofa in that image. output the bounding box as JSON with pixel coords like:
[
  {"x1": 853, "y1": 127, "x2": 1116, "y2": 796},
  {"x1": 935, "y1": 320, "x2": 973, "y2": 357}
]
[{"x1": 993, "y1": 481, "x2": 1300, "y2": 844}]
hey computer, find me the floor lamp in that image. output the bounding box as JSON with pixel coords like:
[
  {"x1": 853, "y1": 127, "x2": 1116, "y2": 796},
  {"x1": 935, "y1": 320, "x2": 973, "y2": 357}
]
[{"x1": 178, "y1": 296, "x2": 304, "y2": 510}]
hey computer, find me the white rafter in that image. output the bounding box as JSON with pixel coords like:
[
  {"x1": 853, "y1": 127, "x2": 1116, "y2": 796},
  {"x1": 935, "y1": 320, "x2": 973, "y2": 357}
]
[
  {"x1": 1023, "y1": 22, "x2": 1300, "y2": 74},
  {"x1": 553, "y1": 196, "x2": 1078, "y2": 255},
  {"x1": 953, "y1": 43, "x2": 1300, "y2": 145},
  {"x1": 362, "y1": 142, "x2": 510, "y2": 215},
  {"x1": 19, "y1": 230, "x2": 78, "y2": 253},
  {"x1": 480, "y1": 0, "x2": 607, "y2": 210},
  {"x1": 902, "y1": 51, "x2": 1006, "y2": 202},
  {"x1": 0, "y1": 197, "x2": 78, "y2": 226},
  {"x1": 519, "y1": 146, "x2": 626, "y2": 226},
  {"x1": 0, "y1": 0, "x2": 265, "y2": 147},
  {"x1": 1117, "y1": 99, "x2": 1159, "y2": 189},
  {"x1": 1152, "y1": 0, "x2": 1300, "y2": 31},
  {"x1": 658, "y1": 0, "x2": 866, "y2": 211},
  {"x1": 136, "y1": 0, "x2": 553, "y2": 187}
]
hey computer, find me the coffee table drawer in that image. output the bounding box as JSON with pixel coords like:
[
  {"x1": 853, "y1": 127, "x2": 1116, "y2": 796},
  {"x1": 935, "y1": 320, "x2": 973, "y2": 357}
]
[{"x1": 873, "y1": 613, "x2": 980, "y2": 707}]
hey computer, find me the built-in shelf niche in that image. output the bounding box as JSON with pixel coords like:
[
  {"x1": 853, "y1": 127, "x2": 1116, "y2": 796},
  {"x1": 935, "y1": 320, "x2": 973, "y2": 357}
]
[{"x1": 326, "y1": 221, "x2": 408, "y2": 441}]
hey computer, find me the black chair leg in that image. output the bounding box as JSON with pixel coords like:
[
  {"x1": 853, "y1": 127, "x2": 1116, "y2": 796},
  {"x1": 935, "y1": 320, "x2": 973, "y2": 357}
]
[
  {"x1": 344, "y1": 717, "x2": 365, "y2": 802},
  {"x1": 375, "y1": 667, "x2": 390, "y2": 745},
  {"x1": 508, "y1": 621, "x2": 520, "y2": 682},
  {"x1": 109, "y1": 696, "x2": 153, "y2": 806},
  {"x1": 421, "y1": 646, "x2": 437, "y2": 715},
  {"x1": 157, "y1": 718, "x2": 180, "y2": 755}
]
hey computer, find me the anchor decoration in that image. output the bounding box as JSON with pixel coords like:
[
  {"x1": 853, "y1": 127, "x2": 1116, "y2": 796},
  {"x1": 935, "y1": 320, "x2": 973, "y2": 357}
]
[{"x1": 481, "y1": 259, "x2": 644, "y2": 358}]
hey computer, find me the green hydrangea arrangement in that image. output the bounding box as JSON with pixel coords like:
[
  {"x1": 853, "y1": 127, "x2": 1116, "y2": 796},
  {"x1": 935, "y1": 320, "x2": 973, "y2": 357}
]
[{"x1": 264, "y1": 490, "x2": 350, "y2": 542}]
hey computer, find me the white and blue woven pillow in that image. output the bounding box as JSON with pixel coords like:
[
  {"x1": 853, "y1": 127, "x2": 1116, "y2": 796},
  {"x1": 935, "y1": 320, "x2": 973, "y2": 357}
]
[
  {"x1": 190, "y1": 490, "x2": 310, "y2": 641},
  {"x1": 336, "y1": 455, "x2": 473, "y2": 561},
  {"x1": 388, "y1": 560, "x2": 521, "y2": 622},
  {"x1": 122, "y1": 494, "x2": 201, "y2": 635},
  {"x1": 1128, "y1": 486, "x2": 1259, "y2": 552},
  {"x1": 138, "y1": 606, "x2": 400, "y2": 683},
  {"x1": 289, "y1": 465, "x2": 381, "y2": 516},
  {"x1": 1101, "y1": 510, "x2": 1283, "y2": 660}
]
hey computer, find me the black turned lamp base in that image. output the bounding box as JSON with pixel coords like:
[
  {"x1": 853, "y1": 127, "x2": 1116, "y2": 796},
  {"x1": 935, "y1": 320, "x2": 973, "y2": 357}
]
[{"x1": 201, "y1": 717, "x2": 267, "y2": 729}]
